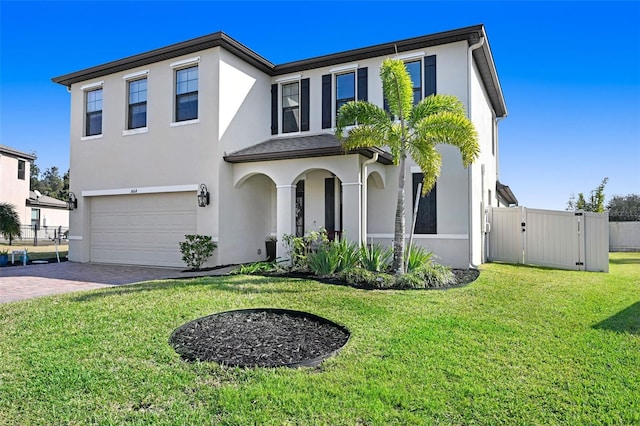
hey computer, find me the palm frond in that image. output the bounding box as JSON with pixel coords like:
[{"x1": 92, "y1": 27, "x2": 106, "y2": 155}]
[
  {"x1": 336, "y1": 101, "x2": 390, "y2": 136},
  {"x1": 414, "y1": 111, "x2": 479, "y2": 167},
  {"x1": 340, "y1": 125, "x2": 388, "y2": 151},
  {"x1": 407, "y1": 143, "x2": 441, "y2": 195},
  {"x1": 380, "y1": 59, "x2": 413, "y2": 121},
  {"x1": 409, "y1": 94, "x2": 467, "y2": 127}
]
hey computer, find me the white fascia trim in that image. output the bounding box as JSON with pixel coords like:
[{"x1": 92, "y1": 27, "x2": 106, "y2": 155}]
[
  {"x1": 82, "y1": 184, "x2": 199, "y2": 197},
  {"x1": 341, "y1": 181, "x2": 362, "y2": 187},
  {"x1": 81, "y1": 81, "x2": 104, "y2": 90},
  {"x1": 170, "y1": 119, "x2": 199, "y2": 127},
  {"x1": 275, "y1": 74, "x2": 302, "y2": 83},
  {"x1": 123, "y1": 70, "x2": 149, "y2": 80},
  {"x1": 397, "y1": 51, "x2": 426, "y2": 61},
  {"x1": 329, "y1": 63, "x2": 358, "y2": 73},
  {"x1": 170, "y1": 56, "x2": 200, "y2": 68},
  {"x1": 410, "y1": 166, "x2": 422, "y2": 173},
  {"x1": 122, "y1": 127, "x2": 148, "y2": 136},
  {"x1": 68, "y1": 235, "x2": 83, "y2": 241},
  {"x1": 368, "y1": 233, "x2": 469, "y2": 240}
]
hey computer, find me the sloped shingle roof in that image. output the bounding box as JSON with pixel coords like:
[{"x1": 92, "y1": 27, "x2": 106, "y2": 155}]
[{"x1": 223, "y1": 133, "x2": 393, "y2": 164}]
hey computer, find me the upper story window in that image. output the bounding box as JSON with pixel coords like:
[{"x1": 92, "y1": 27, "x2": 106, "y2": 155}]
[
  {"x1": 271, "y1": 77, "x2": 308, "y2": 135},
  {"x1": 322, "y1": 66, "x2": 367, "y2": 129},
  {"x1": 175, "y1": 65, "x2": 198, "y2": 122},
  {"x1": 128, "y1": 78, "x2": 147, "y2": 129},
  {"x1": 17, "y1": 160, "x2": 26, "y2": 180},
  {"x1": 335, "y1": 72, "x2": 355, "y2": 114},
  {"x1": 405, "y1": 60, "x2": 422, "y2": 106},
  {"x1": 85, "y1": 88, "x2": 103, "y2": 136},
  {"x1": 282, "y1": 82, "x2": 300, "y2": 133}
]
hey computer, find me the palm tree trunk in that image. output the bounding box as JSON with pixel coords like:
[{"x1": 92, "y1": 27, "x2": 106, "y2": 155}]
[{"x1": 392, "y1": 153, "x2": 407, "y2": 274}]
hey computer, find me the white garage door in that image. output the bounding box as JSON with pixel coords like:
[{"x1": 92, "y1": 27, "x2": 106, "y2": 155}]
[{"x1": 90, "y1": 192, "x2": 197, "y2": 267}]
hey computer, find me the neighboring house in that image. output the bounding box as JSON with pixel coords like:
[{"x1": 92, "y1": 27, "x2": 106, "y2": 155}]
[
  {"x1": 26, "y1": 191, "x2": 69, "y2": 233},
  {"x1": 0, "y1": 145, "x2": 69, "y2": 240},
  {"x1": 52, "y1": 24, "x2": 517, "y2": 269}
]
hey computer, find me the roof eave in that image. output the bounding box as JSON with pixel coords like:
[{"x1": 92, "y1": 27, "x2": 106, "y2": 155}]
[
  {"x1": 224, "y1": 147, "x2": 393, "y2": 165},
  {"x1": 52, "y1": 32, "x2": 275, "y2": 87}
]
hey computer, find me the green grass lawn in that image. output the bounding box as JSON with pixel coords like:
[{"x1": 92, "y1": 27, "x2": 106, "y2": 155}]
[{"x1": 1, "y1": 253, "x2": 638, "y2": 425}]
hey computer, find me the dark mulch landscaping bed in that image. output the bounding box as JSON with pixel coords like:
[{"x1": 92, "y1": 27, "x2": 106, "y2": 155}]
[{"x1": 170, "y1": 309, "x2": 350, "y2": 368}]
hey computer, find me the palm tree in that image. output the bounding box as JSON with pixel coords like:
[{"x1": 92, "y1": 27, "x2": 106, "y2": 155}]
[
  {"x1": 336, "y1": 58, "x2": 479, "y2": 275},
  {"x1": 0, "y1": 202, "x2": 22, "y2": 245}
]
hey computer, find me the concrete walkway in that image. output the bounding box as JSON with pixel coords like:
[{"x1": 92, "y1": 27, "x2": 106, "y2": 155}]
[{"x1": 0, "y1": 262, "x2": 235, "y2": 304}]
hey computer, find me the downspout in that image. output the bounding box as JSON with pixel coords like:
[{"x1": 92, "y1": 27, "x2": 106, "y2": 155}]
[
  {"x1": 361, "y1": 153, "x2": 378, "y2": 246},
  {"x1": 467, "y1": 36, "x2": 485, "y2": 269}
]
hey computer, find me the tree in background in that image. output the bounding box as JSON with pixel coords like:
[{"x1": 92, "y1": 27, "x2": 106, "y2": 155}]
[
  {"x1": 336, "y1": 59, "x2": 479, "y2": 274},
  {"x1": 0, "y1": 202, "x2": 22, "y2": 245},
  {"x1": 29, "y1": 153, "x2": 69, "y2": 201},
  {"x1": 30, "y1": 151, "x2": 41, "y2": 193},
  {"x1": 566, "y1": 177, "x2": 608, "y2": 213},
  {"x1": 607, "y1": 194, "x2": 640, "y2": 221}
]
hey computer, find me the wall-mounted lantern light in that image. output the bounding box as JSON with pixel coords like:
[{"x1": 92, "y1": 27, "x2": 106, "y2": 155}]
[
  {"x1": 67, "y1": 192, "x2": 78, "y2": 210},
  {"x1": 197, "y1": 184, "x2": 210, "y2": 207}
]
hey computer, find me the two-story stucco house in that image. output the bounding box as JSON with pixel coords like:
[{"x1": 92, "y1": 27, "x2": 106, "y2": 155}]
[
  {"x1": 0, "y1": 145, "x2": 69, "y2": 238},
  {"x1": 52, "y1": 24, "x2": 517, "y2": 269}
]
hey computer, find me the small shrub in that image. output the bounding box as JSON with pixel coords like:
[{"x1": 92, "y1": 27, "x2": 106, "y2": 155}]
[
  {"x1": 307, "y1": 245, "x2": 340, "y2": 276},
  {"x1": 231, "y1": 261, "x2": 278, "y2": 275},
  {"x1": 282, "y1": 229, "x2": 328, "y2": 269},
  {"x1": 419, "y1": 263, "x2": 456, "y2": 288},
  {"x1": 360, "y1": 244, "x2": 392, "y2": 272},
  {"x1": 331, "y1": 236, "x2": 360, "y2": 273},
  {"x1": 394, "y1": 273, "x2": 426, "y2": 289},
  {"x1": 338, "y1": 267, "x2": 395, "y2": 289},
  {"x1": 405, "y1": 244, "x2": 433, "y2": 273},
  {"x1": 179, "y1": 234, "x2": 217, "y2": 270}
]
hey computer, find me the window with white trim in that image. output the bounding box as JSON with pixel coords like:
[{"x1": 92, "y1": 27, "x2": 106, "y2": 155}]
[
  {"x1": 127, "y1": 78, "x2": 147, "y2": 129},
  {"x1": 282, "y1": 81, "x2": 300, "y2": 133},
  {"x1": 175, "y1": 65, "x2": 198, "y2": 122},
  {"x1": 405, "y1": 60, "x2": 422, "y2": 106},
  {"x1": 85, "y1": 88, "x2": 103, "y2": 136},
  {"x1": 335, "y1": 71, "x2": 355, "y2": 115}
]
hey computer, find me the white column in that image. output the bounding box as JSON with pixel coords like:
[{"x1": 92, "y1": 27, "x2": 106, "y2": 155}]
[
  {"x1": 276, "y1": 184, "x2": 296, "y2": 259},
  {"x1": 341, "y1": 181, "x2": 362, "y2": 244}
]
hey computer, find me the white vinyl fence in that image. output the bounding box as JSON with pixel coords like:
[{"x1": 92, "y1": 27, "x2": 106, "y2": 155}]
[
  {"x1": 609, "y1": 222, "x2": 640, "y2": 251},
  {"x1": 487, "y1": 207, "x2": 609, "y2": 272}
]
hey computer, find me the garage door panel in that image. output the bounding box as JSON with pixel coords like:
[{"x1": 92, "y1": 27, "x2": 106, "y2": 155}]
[{"x1": 90, "y1": 193, "x2": 196, "y2": 267}]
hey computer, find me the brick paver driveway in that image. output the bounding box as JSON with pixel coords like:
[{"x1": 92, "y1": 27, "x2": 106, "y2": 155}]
[{"x1": 0, "y1": 262, "x2": 233, "y2": 304}]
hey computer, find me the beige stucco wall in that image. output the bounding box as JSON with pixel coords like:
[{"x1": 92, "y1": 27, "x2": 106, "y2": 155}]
[
  {"x1": 38, "y1": 207, "x2": 69, "y2": 228},
  {"x1": 0, "y1": 154, "x2": 31, "y2": 226},
  {"x1": 469, "y1": 57, "x2": 499, "y2": 265}
]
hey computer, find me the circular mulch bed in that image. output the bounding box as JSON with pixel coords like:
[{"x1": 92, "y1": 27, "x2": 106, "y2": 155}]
[{"x1": 170, "y1": 308, "x2": 350, "y2": 368}]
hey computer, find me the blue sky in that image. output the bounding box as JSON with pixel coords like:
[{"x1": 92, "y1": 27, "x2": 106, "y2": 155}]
[{"x1": 1, "y1": 0, "x2": 638, "y2": 210}]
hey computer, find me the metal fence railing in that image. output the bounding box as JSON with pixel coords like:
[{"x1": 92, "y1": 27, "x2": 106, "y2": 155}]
[{"x1": 0, "y1": 225, "x2": 69, "y2": 246}]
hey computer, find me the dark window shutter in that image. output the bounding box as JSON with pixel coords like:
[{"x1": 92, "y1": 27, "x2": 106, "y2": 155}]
[
  {"x1": 424, "y1": 55, "x2": 436, "y2": 97},
  {"x1": 325, "y1": 177, "x2": 335, "y2": 235},
  {"x1": 413, "y1": 173, "x2": 437, "y2": 234},
  {"x1": 357, "y1": 67, "x2": 368, "y2": 101},
  {"x1": 321, "y1": 74, "x2": 331, "y2": 129},
  {"x1": 383, "y1": 97, "x2": 391, "y2": 116},
  {"x1": 271, "y1": 84, "x2": 278, "y2": 135},
  {"x1": 300, "y1": 78, "x2": 310, "y2": 131}
]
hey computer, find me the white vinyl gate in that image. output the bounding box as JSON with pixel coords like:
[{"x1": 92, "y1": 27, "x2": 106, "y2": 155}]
[{"x1": 488, "y1": 207, "x2": 609, "y2": 272}]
